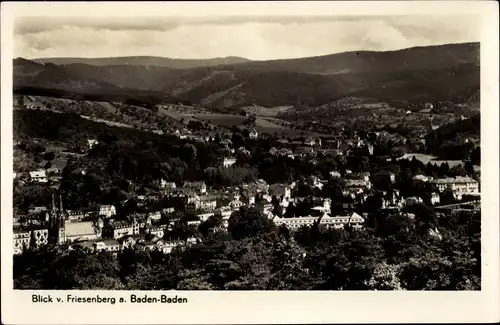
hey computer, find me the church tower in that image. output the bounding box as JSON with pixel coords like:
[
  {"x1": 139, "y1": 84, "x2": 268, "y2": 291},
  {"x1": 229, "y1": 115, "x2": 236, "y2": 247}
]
[
  {"x1": 56, "y1": 194, "x2": 66, "y2": 244},
  {"x1": 49, "y1": 192, "x2": 67, "y2": 244}
]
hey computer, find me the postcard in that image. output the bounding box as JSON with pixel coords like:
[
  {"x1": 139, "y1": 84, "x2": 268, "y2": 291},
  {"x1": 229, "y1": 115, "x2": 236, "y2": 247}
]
[{"x1": 1, "y1": 1, "x2": 499, "y2": 324}]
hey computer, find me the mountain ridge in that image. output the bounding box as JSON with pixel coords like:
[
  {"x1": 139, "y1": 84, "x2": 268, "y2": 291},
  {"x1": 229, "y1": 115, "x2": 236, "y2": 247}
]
[
  {"x1": 14, "y1": 42, "x2": 480, "y2": 111},
  {"x1": 31, "y1": 56, "x2": 252, "y2": 69}
]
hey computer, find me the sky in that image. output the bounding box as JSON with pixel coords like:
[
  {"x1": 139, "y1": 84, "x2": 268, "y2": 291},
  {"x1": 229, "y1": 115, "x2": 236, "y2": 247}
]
[{"x1": 14, "y1": 15, "x2": 480, "y2": 60}]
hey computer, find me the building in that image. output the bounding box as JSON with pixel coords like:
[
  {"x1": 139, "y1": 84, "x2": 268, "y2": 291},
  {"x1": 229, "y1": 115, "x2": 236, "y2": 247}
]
[
  {"x1": 249, "y1": 129, "x2": 259, "y2": 139},
  {"x1": 196, "y1": 196, "x2": 218, "y2": 211},
  {"x1": 240, "y1": 192, "x2": 256, "y2": 206},
  {"x1": 197, "y1": 212, "x2": 215, "y2": 222},
  {"x1": 222, "y1": 157, "x2": 237, "y2": 168},
  {"x1": 348, "y1": 172, "x2": 371, "y2": 182},
  {"x1": 66, "y1": 210, "x2": 91, "y2": 222},
  {"x1": 105, "y1": 220, "x2": 137, "y2": 240},
  {"x1": 229, "y1": 197, "x2": 245, "y2": 210},
  {"x1": 344, "y1": 179, "x2": 372, "y2": 195},
  {"x1": 367, "y1": 143, "x2": 374, "y2": 156},
  {"x1": 295, "y1": 146, "x2": 315, "y2": 157},
  {"x1": 95, "y1": 239, "x2": 121, "y2": 253},
  {"x1": 273, "y1": 212, "x2": 364, "y2": 230},
  {"x1": 29, "y1": 206, "x2": 48, "y2": 214},
  {"x1": 144, "y1": 225, "x2": 168, "y2": 238},
  {"x1": 154, "y1": 179, "x2": 177, "y2": 191},
  {"x1": 135, "y1": 238, "x2": 184, "y2": 254},
  {"x1": 431, "y1": 192, "x2": 440, "y2": 205},
  {"x1": 183, "y1": 182, "x2": 207, "y2": 194},
  {"x1": 13, "y1": 229, "x2": 31, "y2": 254},
  {"x1": 61, "y1": 221, "x2": 101, "y2": 243},
  {"x1": 148, "y1": 211, "x2": 162, "y2": 222},
  {"x1": 98, "y1": 205, "x2": 116, "y2": 218},
  {"x1": 309, "y1": 176, "x2": 325, "y2": 190},
  {"x1": 405, "y1": 196, "x2": 424, "y2": 206},
  {"x1": 413, "y1": 174, "x2": 431, "y2": 183},
  {"x1": 430, "y1": 176, "x2": 480, "y2": 199},
  {"x1": 87, "y1": 139, "x2": 99, "y2": 149},
  {"x1": 46, "y1": 167, "x2": 60, "y2": 175},
  {"x1": 31, "y1": 228, "x2": 49, "y2": 247},
  {"x1": 329, "y1": 171, "x2": 342, "y2": 179},
  {"x1": 304, "y1": 137, "x2": 322, "y2": 147},
  {"x1": 46, "y1": 194, "x2": 100, "y2": 244},
  {"x1": 29, "y1": 170, "x2": 48, "y2": 183}
]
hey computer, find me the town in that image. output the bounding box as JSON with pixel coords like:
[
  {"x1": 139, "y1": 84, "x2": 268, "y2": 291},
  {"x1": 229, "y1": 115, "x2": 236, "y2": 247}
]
[{"x1": 13, "y1": 99, "x2": 481, "y2": 274}]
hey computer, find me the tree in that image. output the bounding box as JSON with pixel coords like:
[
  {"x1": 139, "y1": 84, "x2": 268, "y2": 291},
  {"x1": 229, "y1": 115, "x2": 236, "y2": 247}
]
[
  {"x1": 267, "y1": 238, "x2": 309, "y2": 290},
  {"x1": 198, "y1": 213, "x2": 224, "y2": 238},
  {"x1": 228, "y1": 207, "x2": 277, "y2": 240},
  {"x1": 470, "y1": 146, "x2": 480, "y2": 165},
  {"x1": 43, "y1": 151, "x2": 56, "y2": 161},
  {"x1": 365, "y1": 262, "x2": 403, "y2": 290},
  {"x1": 406, "y1": 203, "x2": 438, "y2": 231},
  {"x1": 231, "y1": 133, "x2": 245, "y2": 149}
]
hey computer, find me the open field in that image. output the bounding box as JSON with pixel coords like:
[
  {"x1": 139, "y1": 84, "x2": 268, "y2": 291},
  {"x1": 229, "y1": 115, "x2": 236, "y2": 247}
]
[{"x1": 241, "y1": 105, "x2": 293, "y2": 117}]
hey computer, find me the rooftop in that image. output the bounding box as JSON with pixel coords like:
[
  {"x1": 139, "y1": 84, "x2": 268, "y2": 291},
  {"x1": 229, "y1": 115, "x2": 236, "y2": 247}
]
[
  {"x1": 431, "y1": 176, "x2": 478, "y2": 184},
  {"x1": 65, "y1": 221, "x2": 98, "y2": 237}
]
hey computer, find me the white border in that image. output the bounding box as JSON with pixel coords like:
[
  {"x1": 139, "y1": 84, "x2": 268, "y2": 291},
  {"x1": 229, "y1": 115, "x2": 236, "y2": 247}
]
[{"x1": 2, "y1": 2, "x2": 499, "y2": 324}]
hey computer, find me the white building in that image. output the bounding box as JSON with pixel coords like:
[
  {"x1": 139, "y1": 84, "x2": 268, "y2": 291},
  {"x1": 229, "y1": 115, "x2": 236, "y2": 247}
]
[
  {"x1": 431, "y1": 192, "x2": 440, "y2": 205},
  {"x1": 144, "y1": 225, "x2": 168, "y2": 239},
  {"x1": 148, "y1": 211, "x2": 162, "y2": 222},
  {"x1": 98, "y1": 205, "x2": 116, "y2": 218},
  {"x1": 249, "y1": 129, "x2": 259, "y2": 139},
  {"x1": 344, "y1": 179, "x2": 372, "y2": 195},
  {"x1": 87, "y1": 139, "x2": 99, "y2": 149},
  {"x1": 183, "y1": 182, "x2": 207, "y2": 194},
  {"x1": 273, "y1": 212, "x2": 365, "y2": 230},
  {"x1": 13, "y1": 229, "x2": 31, "y2": 254},
  {"x1": 31, "y1": 228, "x2": 49, "y2": 247},
  {"x1": 107, "y1": 220, "x2": 137, "y2": 240},
  {"x1": 222, "y1": 157, "x2": 237, "y2": 168},
  {"x1": 95, "y1": 240, "x2": 121, "y2": 253},
  {"x1": 413, "y1": 174, "x2": 431, "y2": 183},
  {"x1": 29, "y1": 170, "x2": 48, "y2": 183},
  {"x1": 430, "y1": 176, "x2": 479, "y2": 199},
  {"x1": 329, "y1": 171, "x2": 342, "y2": 179}
]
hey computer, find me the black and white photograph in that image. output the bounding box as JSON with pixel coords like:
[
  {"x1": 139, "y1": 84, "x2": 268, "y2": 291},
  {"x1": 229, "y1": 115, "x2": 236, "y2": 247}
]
[{"x1": 2, "y1": 1, "x2": 499, "y2": 324}]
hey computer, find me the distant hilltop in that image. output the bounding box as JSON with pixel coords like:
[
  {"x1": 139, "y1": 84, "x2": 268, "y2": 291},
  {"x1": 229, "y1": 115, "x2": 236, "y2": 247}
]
[{"x1": 32, "y1": 56, "x2": 252, "y2": 69}]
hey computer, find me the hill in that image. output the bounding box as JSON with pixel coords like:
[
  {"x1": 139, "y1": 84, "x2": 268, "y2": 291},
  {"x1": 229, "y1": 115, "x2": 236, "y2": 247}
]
[
  {"x1": 14, "y1": 42, "x2": 480, "y2": 111},
  {"x1": 216, "y1": 42, "x2": 480, "y2": 75},
  {"x1": 33, "y1": 56, "x2": 251, "y2": 69}
]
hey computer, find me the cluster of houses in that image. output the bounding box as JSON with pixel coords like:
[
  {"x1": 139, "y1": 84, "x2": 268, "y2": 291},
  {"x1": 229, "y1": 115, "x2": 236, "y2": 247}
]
[
  {"x1": 13, "y1": 164, "x2": 482, "y2": 255},
  {"x1": 12, "y1": 176, "x2": 368, "y2": 255},
  {"x1": 13, "y1": 167, "x2": 61, "y2": 184}
]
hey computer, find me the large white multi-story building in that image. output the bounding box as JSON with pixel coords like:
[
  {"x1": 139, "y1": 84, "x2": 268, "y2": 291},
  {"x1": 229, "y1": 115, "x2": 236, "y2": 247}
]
[
  {"x1": 430, "y1": 176, "x2": 479, "y2": 199},
  {"x1": 13, "y1": 227, "x2": 49, "y2": 254},
  {"x1": 13, "y1": 229, "x2": 32, "y2": 255},
  {"x1": 273, "y1": 212, "x2": 365, "y2": 230}
]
